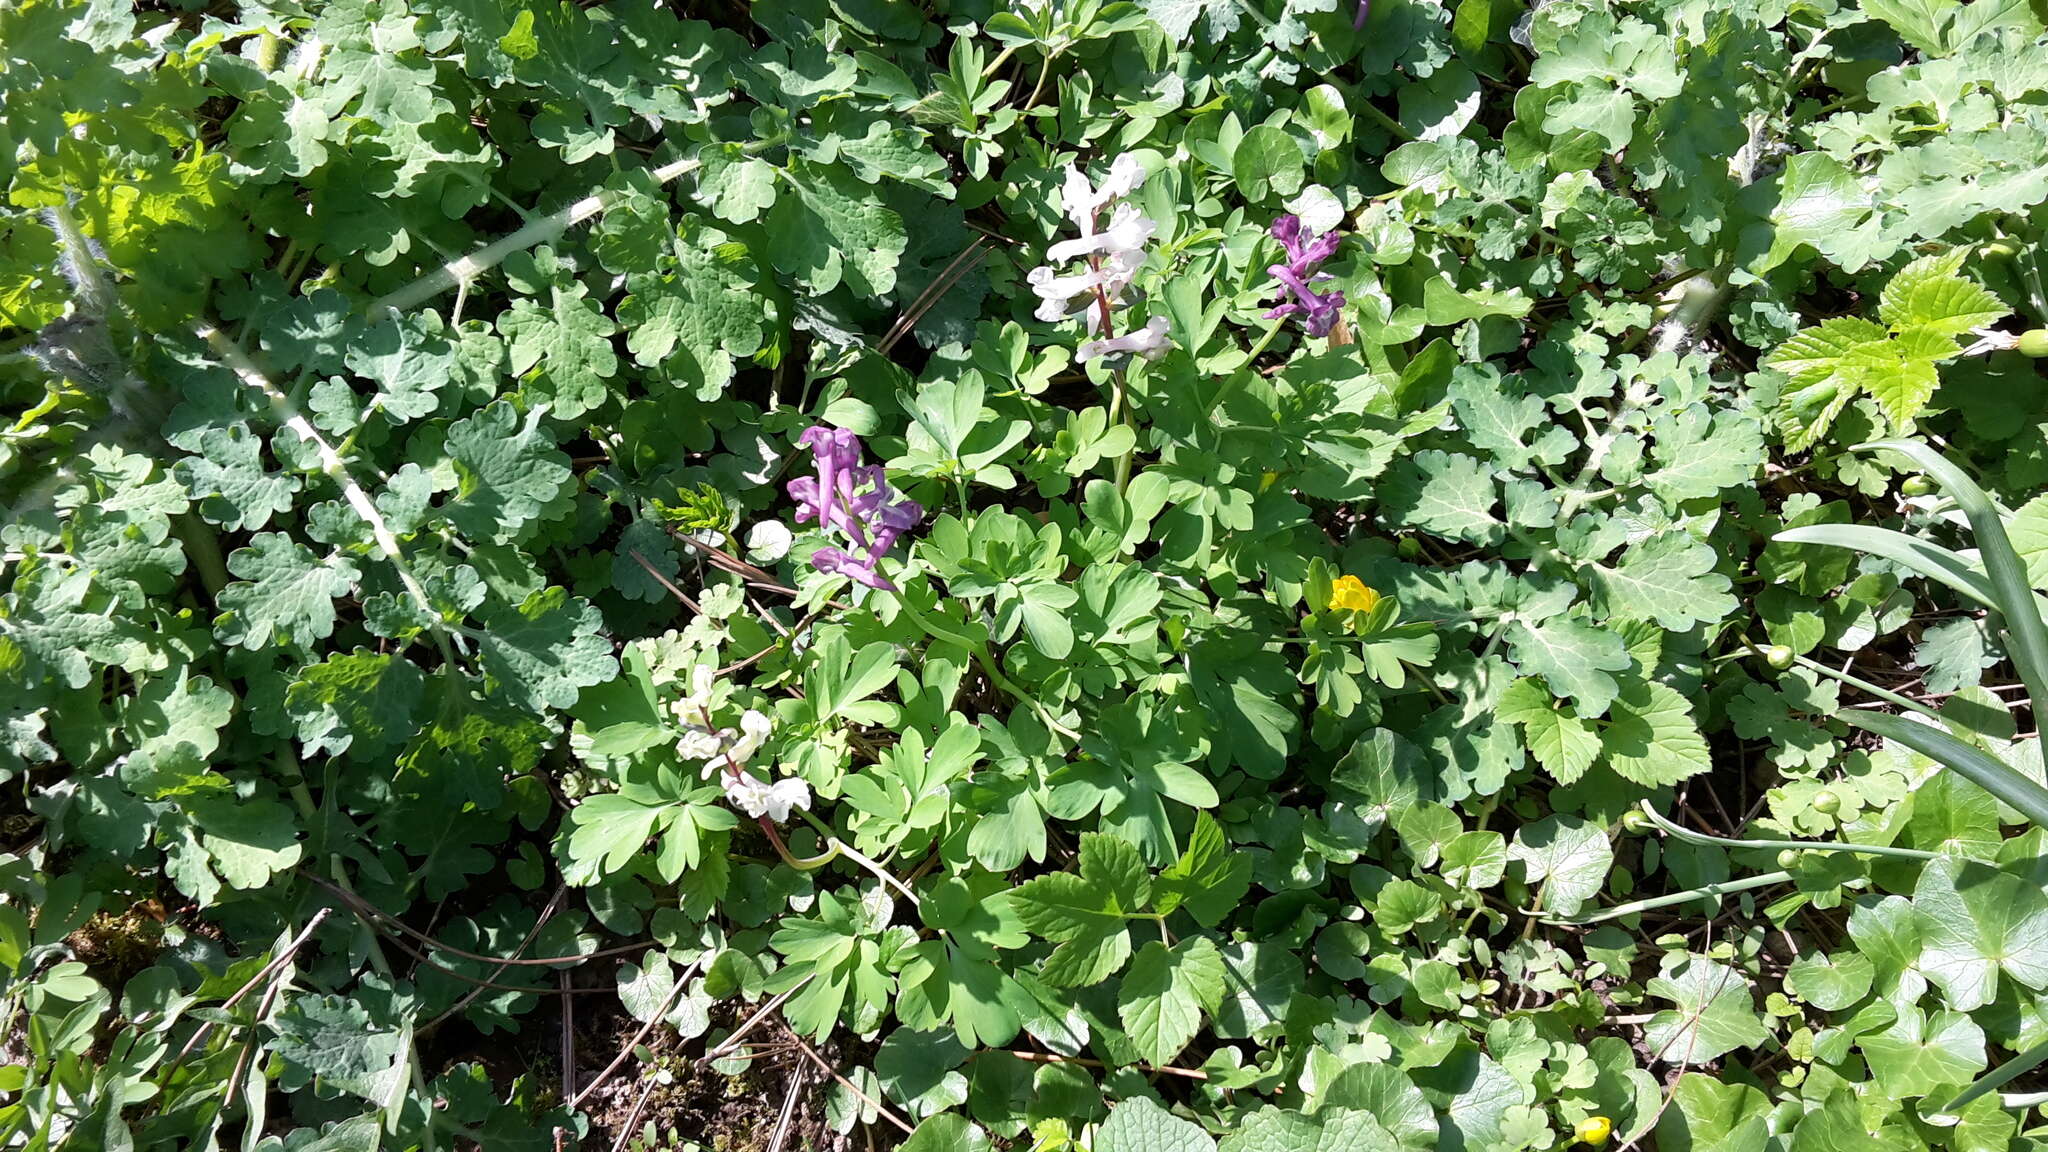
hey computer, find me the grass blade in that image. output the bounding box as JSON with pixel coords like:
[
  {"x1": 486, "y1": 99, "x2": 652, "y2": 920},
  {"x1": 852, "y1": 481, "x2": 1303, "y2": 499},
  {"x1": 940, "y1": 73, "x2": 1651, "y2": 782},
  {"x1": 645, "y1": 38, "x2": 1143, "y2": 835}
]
[
  {"x1": 1772, "y1": 524, "x2": 1998, "y2": 610},
  {"x1": 1857, "y1": 439, "x2": 2048, "y2": 716},
  {"x1": 1842, "y1": 710, "x2": 2048, "y2": 830}
]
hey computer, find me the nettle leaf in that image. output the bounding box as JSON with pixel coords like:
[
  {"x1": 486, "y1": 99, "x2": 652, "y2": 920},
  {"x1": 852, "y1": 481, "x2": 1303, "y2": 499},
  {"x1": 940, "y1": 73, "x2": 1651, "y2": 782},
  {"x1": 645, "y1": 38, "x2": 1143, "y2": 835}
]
[
  {"x1": 1011, "y1": 833, "x2": 1148, "y2": 987},
  {"x1": 1097, "y1": 1097, "x2": 1216, "y2": 1152},
  {"x1": 1119, "y1": 936, "x2": 1225, "y2": 1065},
  {"x1": 1154, "y1": 812, "x2": 1252, "y2": 927},
  {"x1": 1878, "y1": 250, "x2": 2007, "y2": 339}
]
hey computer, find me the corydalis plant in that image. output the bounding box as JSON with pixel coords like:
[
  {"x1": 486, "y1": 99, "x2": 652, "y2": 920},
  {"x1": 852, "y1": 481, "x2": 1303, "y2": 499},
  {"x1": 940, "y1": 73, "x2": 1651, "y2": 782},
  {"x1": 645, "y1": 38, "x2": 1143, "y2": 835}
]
[
  {"x1": 1266, "y1": 214, "x2": 1346, "y2": 337},
  {"x1": 787, "y1": 426, "x2": 923, "y2": 591},
  {"x1": 1029, "y1": 154, "x2": 1172, "y2": 362}
]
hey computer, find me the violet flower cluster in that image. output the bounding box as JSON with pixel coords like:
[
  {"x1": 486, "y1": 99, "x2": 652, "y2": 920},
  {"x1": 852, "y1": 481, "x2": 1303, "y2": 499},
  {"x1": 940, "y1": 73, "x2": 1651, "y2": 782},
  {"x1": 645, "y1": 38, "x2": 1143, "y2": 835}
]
[
  {"x1": 1265, "y1": 214, "x2": 1347, "y2": 338},
  {"x1": 1028, "y1": 155, "x2": 1173, "y2": 363},
  {"x1": 787, "y1": 426, "x2": 922, "y2": 592}
]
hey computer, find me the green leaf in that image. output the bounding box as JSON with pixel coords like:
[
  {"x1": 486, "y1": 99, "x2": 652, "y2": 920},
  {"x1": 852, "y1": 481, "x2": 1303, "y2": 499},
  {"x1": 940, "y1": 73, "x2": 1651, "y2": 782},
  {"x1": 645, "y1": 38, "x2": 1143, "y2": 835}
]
[
  {"x1": 215, "y1": 533, "x2": 360, "y2": 650},
  {"x1": 1154, "y1": 812, "x2": 1252, "y2": 927},
  {"x1": 1600, "y1": 679, "x2": 1711, "y2": 787},
  {"x1": 1504, "y1": 616, "x2": 1631, "y2": 718},
  {"x1": 1120, "y1": 937, "x2": 1225, "y2": 1065},
  {"x1": 1509, "y1": 815, "x2": 1611, "y2": 917},
  {"x1": 1910, "y1": 855, "x2": 2048, "y2": 1012},
  {"x1": 768, "y1": 160, "x2": 907, "y2": 297},
  {"x1": 1878, "y1": 250, "x2": 2007, "y2": 339},
  {"x1": 1498, "y1": 678, "x2": 1602, "y2": 783},
  {"x1": 1097, "y1": 1097, "x2": 1217, "y2": 1152},
  {"x1": 1859, "y1": 1007, "x2": 1985, "y2": 1098},
  {"x1": 442, "y1": 399, "x2": 573, "y2": 545},
  {"x1": 1584, "y1": 533, "x2": 1736, "y2": 632},
  {"x1": 1140, "y1": 0, "x2": 1239, "y2": 43},
  {"x1": 472, "y1": 587, "x2": 619, "y2": 712},
  {"x1": 285, "y1": 649, "x2": 426, "y2": 758},
  {"x1": 1378, "y1": 450, "x2": 1502, "y2": 546},
  {"x1": 1011, "y1": 833, "x2": 1147, "y2": 986},
  {"x1": 1643, "y1": 954, "x2": 1768, "y2": 1065},
  {"x1": 899, "y1": 1115, "x2": 989, "y2": 1152}
]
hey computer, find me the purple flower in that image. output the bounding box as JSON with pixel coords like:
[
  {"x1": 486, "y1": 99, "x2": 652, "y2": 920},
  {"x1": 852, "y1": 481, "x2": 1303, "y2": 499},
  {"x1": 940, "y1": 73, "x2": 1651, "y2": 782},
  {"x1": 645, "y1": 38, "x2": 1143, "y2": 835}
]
[
  {"x1": 787, "y1": 426, "x2": 923, "y2": 591},
  {"x1": 1265, "y1": 215, "x2": 1347, "y2": 338}
]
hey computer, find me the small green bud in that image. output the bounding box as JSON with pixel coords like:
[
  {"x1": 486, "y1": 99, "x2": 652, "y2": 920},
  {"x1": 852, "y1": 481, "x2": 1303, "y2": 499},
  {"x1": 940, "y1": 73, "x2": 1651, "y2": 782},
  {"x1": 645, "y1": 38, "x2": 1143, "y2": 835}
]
[
  {"x1": 1397, "y1": 536, "x2": 1422, "y2": 558},
  {"x1": 1812, "y1": 789, "x2": 1841, "y2": 815},
  {"x1": 1900, "y1": 474, "x2": 1934, "y2": 497},
  {"x1": 2017, "y1": 329, "x2": 2048, "y2": 358},
  {"x1": 1620, "y1": 809, "x2": 1651, "y2": 833},
  {"x1": 1763, "y1": 644, "x2": 1795, "y2": 670},
  {"x1": 1777, "y1": 849, "x2": 1801, "y2": 869}
]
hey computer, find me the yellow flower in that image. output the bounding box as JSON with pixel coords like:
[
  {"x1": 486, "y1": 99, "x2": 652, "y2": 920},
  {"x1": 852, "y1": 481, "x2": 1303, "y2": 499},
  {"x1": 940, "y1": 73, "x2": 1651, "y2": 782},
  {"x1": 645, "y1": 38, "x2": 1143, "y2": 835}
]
[
  {"x1": 1574, "y1": 1116, "x2": 1612, "y2": 1147},
  {"x1": 1327, "y1": 575, "x2": 1380, "y2": 613}
]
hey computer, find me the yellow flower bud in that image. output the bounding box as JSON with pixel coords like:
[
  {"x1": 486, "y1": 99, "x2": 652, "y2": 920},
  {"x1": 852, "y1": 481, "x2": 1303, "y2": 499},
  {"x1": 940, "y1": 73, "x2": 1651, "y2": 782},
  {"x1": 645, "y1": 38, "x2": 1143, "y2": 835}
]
[
  {"x1": 1575, "y1": 1116, "x2": 1612, "y2": 1147},
  {"x1": 1327, "y1": 575, "x2": 1380, "y2": 613}
]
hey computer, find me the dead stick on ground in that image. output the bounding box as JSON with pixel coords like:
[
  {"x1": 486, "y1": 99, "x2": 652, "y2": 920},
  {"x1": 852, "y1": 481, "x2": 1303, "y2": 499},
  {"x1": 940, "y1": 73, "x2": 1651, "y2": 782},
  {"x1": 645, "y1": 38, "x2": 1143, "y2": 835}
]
[
  {"x1": 169, "y1": 907, "x2": 332, "y2": 1074},
  {"x1": 702, "y1": 983, "x2": 805, "y2": 1063},
  {"x1": 607, "y1": 1077, "x2": 661, "y2": 1152},
  {"x1": 570, "y1": 958, "x2": 704, "y2": 1110},
  {"x1": 561, "y1": 969, "x2": 576, "y2": 1104},
  {"x1": 630, "y1": 548, "x2": 703, "y2": 614},
  {"x1": 993, "y1": 1049, "x2": 1208, "y2": 1081},
  {"x1": 782, "y1": 1025, "x2": 914, "y2": 1135}
]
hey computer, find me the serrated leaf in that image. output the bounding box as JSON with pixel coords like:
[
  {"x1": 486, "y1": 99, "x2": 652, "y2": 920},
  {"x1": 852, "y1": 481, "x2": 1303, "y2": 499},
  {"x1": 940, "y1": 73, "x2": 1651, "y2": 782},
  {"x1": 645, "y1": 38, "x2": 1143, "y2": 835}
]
[
  {"x1": 1600, "y1": 678, "x2": 1711, "y2": 786},
  {"x1": 1879, "y1": 250, "x2": 2008, "y2": 338},
  {"x1": 215, "y1": 533, "x2": 360, "y2": 650},
  {"x1": 1584, "y1": 533, "x2": 1736, "y2": 632},
  {"x1": 1504, "y1": 616, "x2": 1631, "y2": 718},
  {"x1": 1119, "y1": 937, "x2": 1225, "y2": 1065},
  {"x1": 471, "y1": 587, "x2": 619, "y2": 712}
]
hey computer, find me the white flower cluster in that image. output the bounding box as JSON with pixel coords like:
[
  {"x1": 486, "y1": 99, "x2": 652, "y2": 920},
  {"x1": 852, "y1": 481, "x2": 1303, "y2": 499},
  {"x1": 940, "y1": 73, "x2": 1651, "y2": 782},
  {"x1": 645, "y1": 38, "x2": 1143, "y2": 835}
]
[
  {"x1": 724, "y1": 775, "x2": 812, "y2": 822},
  {"x1": 1028, "y1": 155, "x2": 1172, "y2": 363},
  {"x1": 667, "y1": 663, "x2": 811, "y2": 822},
  {"x1": 670, "y1": 664, "x2": 772, "y2": 777}
]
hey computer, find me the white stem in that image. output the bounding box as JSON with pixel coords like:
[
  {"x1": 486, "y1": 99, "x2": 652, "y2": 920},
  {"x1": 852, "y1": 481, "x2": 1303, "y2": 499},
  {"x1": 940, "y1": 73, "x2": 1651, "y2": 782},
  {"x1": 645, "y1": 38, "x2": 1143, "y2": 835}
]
[
  {"x1": 192, "y1": 322, "x2": 458, "y2": 667},
  {"x1": 372, "y1": 154, "x2": 702, "y2": 314}
]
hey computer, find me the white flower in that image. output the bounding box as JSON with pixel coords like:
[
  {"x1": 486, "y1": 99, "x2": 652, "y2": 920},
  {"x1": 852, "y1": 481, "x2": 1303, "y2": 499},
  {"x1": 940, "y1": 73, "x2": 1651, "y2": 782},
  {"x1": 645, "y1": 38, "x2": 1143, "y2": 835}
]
[
  {"x1": 1027, "y1": 258, "x2": 1139, "y2": 326},
  {"x1": 1079, "y1": 316, "x2": 1172, "y2": 362},
  {"x1": 724, "y1": 773, "x2": 812, "y2": 822},
  {"x1": 668, "y1": 664, "x2": 717, "y2": 725},
  {"x1": 706, "y1": 709, "x2": 774, "y2": 777},
  {"x1": 1048, "y1": 204, "x2": 1156, "y2": 263},
  {"x1": 676, "y1": 727, "x2": 725, "y2": 760}
]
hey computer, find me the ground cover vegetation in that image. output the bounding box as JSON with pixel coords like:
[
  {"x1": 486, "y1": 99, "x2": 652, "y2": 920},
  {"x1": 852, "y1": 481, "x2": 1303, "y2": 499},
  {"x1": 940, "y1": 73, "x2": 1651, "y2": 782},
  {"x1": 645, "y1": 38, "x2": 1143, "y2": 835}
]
[{"x1": 4, "y1": 0, "x2": 2048, "y2": 1147}]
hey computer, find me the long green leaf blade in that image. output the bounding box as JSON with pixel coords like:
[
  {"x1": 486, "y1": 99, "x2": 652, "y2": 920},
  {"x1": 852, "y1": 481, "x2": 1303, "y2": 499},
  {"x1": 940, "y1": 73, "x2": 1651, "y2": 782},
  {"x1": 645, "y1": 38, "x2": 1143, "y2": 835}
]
[
  {"x1": 1772, "y1": 523, "x2": 1999, "y2": 610},
  {"x1": 1842, "y1": 710, "x2": 2048, "y2": 830},
  {"x1": 1857, "y1": 439, "x2": 2048, "y2": 714}
]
